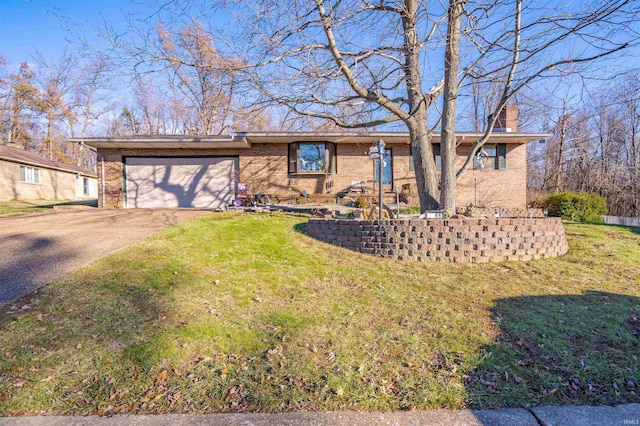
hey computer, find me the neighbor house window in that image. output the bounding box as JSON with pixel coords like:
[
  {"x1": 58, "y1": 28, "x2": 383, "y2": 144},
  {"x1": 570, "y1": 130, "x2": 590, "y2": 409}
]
[
  {"x1": 83, "y1": 177, "x2": 90, "y2": 195},
  {"x1": 409, "y1": 143, "x2": 441, "y2": 171},
  {"x1": 473, "y1": 143, "x2": 506, "y2": 171},
  {"x1": 20, "y1": 166, "x2": 41, "y2": 184},
  {"x1": 288, "y1": 142, "x2": 337, "y2": 174}
]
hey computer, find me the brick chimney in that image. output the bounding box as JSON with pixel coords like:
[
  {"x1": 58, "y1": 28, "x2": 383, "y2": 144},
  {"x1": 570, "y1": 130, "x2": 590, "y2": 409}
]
[{"x1": 494, "y1": 105, "x2": 518, "y2": 132}]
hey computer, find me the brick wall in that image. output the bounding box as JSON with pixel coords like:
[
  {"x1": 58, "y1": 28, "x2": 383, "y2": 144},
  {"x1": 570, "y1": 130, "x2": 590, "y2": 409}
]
[
  {"x1": 97, "y1": 140, "x2": 529, "y2": 209},
  {"x1": 0, "y1": 158, "x2": 87, "y2": 202},
  {"x1": 304, "y1": 217, "x2": 568, "y2": 263}
]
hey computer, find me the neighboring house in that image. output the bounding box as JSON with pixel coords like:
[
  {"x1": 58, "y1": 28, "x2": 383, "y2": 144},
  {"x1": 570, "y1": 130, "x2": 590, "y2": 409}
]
[
  {"x1": 75, "y1": 107, "x2": 548, "y2": 210},
  {"x1": 0, "y1": 144, "x2": 98, "y2": 202}
]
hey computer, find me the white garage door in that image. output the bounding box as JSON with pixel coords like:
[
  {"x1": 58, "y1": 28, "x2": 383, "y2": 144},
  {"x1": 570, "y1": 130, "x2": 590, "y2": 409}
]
[{"x1": 124, "y1": 157, "x2": 237, "y2": 208}]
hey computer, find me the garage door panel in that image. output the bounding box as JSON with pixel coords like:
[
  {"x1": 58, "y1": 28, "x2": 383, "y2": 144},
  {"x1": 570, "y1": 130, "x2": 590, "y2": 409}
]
[{"x1": 125, "y1": 157, "x2": 236, "y2": 208}]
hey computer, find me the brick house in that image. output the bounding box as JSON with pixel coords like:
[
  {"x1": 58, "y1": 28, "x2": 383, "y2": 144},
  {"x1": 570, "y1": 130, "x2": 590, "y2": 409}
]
[
  {"x1": 75, "y1": 107, "x2": 546, "y2": 209},
  {"x1": 0, "y1": 144, "x2": 98, "y2": 202}
]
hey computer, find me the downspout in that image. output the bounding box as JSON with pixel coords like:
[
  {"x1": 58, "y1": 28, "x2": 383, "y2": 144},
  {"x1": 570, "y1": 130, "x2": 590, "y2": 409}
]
[{"x1": 100, "y1": 152, "x2": 105, "y2": 208}]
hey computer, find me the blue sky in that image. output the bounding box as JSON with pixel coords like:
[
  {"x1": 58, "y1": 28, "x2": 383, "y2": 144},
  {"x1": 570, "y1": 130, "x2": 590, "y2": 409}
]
[
  {"x1": 0, "y1": 0, "x2": 133, "y2": 68},
  {"x1": 2, "y1": 0, "x2": 638, "y2": 133}
]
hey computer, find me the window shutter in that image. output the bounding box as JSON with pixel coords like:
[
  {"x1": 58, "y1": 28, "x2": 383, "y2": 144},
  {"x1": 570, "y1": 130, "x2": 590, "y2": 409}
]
[
  {"x1": 288, "y1": 143, "x2": 297, "y2": 173},
  {"x1": 434, "y1": 143, "x2": 441, "y2": 171},
  {"x1": 497, "y1": 143, "x2": 507, "y2": 170},
  {"x1": 327, "y1": 142, "x2": 337, "y2": 173}
]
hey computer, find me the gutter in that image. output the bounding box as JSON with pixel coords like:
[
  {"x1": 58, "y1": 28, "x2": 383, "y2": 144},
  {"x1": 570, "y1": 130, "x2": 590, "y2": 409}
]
[{"x1": 100, "y1": 152, "x2": 105, "y2": 208}]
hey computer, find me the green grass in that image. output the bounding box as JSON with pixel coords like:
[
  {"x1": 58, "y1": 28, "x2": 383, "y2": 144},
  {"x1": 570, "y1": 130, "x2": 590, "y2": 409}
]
[
  {"x1": 0, "y1": 214, "x2": 638, "y2": 414},
  {"x1": 0, "y1": 203, "x2": 51, "y2": 216},
  {"x1": 400, "y1": 205, "x2": 421, "y2": 215},
  {"x1": 0, "y1": 200, "x2": 97, "y2": 216}
]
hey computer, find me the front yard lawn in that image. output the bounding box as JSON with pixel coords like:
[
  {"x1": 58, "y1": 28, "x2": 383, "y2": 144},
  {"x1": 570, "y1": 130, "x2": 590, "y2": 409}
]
[
  {"x1": 0, "y1": 213, "x2": 638, "y2": 414},
  {"x1": 0, "y1": 200, "x2": 97, "y2": 216}
]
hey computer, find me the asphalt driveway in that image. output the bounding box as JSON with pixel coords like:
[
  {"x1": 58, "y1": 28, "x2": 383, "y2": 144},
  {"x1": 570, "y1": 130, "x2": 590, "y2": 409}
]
[{"x1": 0, "y1": 209, "x2": 210, "y2": 305}]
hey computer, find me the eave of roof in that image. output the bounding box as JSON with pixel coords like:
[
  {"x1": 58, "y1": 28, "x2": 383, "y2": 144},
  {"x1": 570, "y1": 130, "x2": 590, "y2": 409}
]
[
  {"x1": 72, "y1": 131, "x2": 550, "y2": 149},
  {"x1": 71, "y1": 135, "x2": 250, "y2": 150},
  {"x1": 240, "y1": 131, "x2": 549, "y2": 144},
  {"x1": 0, "y1": 145, "x2": 96, "y2": 177}
]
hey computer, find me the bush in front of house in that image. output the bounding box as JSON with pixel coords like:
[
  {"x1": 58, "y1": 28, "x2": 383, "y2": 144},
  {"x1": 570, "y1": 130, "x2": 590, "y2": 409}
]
[
  {"x1": 543, "y1": 191, "x2": 607, "y2": 223},
  {"x1": 354, "y1": 197, "x2": 369, "y2": 209}
]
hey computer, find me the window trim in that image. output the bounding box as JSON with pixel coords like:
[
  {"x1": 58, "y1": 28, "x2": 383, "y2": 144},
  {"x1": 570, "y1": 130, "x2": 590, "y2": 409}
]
[
  {"x1": 83, "y1": 177, "x2": 90, "y2": 195},
  {"x1": 287, "y1": 141, "x2": 337, "y2": 175},
  {"x1": 473, "y1": 143, "x2": 507, "y2": 171},
  {"x1": 20, "y1": 165, "x2": 41, "y2": 184}
]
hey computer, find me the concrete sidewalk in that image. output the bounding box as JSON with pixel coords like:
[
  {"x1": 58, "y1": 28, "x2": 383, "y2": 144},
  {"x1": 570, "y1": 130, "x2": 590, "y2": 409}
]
[{"x1": 1, "y1": 404, "x2": 638, "y2": 426}]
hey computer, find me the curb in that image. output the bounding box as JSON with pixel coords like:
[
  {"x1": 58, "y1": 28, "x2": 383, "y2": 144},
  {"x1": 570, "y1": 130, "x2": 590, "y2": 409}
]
[{"x1": 1, "y1": 404, "x2": 638, "y2": 426}]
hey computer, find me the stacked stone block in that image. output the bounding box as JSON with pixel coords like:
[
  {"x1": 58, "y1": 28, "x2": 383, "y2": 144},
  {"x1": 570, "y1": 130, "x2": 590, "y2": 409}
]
[
  {"x1": 454, "y1": 207, "x2": 546, "y2": 218},
  {"x1": 304, "y1": 218, "x2": 568, "y2": 263}
]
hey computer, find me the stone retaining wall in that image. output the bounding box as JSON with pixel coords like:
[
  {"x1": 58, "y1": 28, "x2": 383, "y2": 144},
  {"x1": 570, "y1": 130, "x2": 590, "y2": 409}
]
[
  {"x1": 304, "y1": 218, "x2": 568, "y2": 262},
  {"x1": 455, "y1": 206, "x2": 546, "y2": 218}
]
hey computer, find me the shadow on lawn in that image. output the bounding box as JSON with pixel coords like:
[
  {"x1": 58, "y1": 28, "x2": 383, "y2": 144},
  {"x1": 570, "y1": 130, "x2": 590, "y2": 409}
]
[
  {"x1": 604, "y1": 223, "x2": 640, "y2": 236},
  {"x1": 467, "y1": 290, "x2": 640, "y2": 409},
  {"x1": 0, "y1": 249, "x2": 182, "y2": 414},
  {"x1": 0, "y1": 234, "x2": 78, "y2": 305},
  {"x1": 292, "y1": 222, "x2": 306, "y2": 234}
]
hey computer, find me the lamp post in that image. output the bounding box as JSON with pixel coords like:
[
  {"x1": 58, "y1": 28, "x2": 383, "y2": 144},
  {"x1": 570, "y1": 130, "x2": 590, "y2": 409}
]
[{"x1": 377, "y1": 138, "x2": 385, "y2": 220}]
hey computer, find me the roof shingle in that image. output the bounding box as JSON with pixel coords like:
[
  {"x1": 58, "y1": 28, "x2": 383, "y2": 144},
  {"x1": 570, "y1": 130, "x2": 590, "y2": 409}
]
[{"x1": 0, "y1": 144, "x2": 96, "y2": 177}]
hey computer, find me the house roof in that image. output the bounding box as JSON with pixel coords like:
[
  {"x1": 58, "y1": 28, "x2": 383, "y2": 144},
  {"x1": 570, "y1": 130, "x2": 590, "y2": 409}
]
[
  {"x1": 71, "y1": 135, "x2": 250, "y2": 150},
  {"x1": 0, "y1": 144, "x2": 97, "y2": 177},
  {"x1": 72, "y1": 131, "x2": 550, "y2": 150}
]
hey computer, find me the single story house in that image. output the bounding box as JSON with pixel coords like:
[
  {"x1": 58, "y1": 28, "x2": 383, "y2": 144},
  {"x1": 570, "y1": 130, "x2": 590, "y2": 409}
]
[
  {"x1": 0, "y1": 144, "x2": 98, "y2": 202},
  {"x1": 74, "y1": 108, "x2": 547, "y2": 210}
]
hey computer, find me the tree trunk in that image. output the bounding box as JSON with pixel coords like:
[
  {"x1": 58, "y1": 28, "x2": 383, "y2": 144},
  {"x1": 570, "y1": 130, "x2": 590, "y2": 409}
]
[
  {"x1": 630, "y1": 114, "x2": 638, "y2": 216},
  {"x1": 409, "y1": 116, "x2": 439, "y2": 211},
  {"x1": 47, "y1": 109, "x2": 54, "y2": 160},
  {"x1": 555, "y1": 110, "x2": 567, "y2": 192},
  {"x1": 440, "y1": 0, "x2": 464, "y2": 211},
  {"x1": 402, "y1": 0, "x2": 439, "y2": 211}
]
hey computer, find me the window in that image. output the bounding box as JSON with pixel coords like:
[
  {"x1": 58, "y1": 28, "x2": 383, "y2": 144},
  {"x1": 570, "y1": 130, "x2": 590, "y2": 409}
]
[
  {"x1": 473, "y1": 143, "x2": 506, "y2": 171},
  {"x1": 83, "y1": 177, "x2": 90, "y2": 195},
  {"x1": 374, "y1": 149, "x2": 392, "y2": 185},
  {"x1": 288, "y1": 142, "x2": 336, "y2": 174},
  {"x1": 20, "y1": 166, "x2": 41, "y2": 184},
  {"x1": 409, "y1": 143, "x2": 441, "y2": 171},
  {"x1": 434, "y1": 143, "x2": 441, "y2": 171}
]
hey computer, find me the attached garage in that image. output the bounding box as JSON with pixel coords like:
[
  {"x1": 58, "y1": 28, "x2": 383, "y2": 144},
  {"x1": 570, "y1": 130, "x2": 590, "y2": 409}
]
[{"x1": 124, "y1": 156, "x2": 238, "y2": 208}]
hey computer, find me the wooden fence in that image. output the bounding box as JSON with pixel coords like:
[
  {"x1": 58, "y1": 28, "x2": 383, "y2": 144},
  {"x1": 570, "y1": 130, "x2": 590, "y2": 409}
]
[{"x1": 603, "y1": 215, "x2": 640, "y2": 227}]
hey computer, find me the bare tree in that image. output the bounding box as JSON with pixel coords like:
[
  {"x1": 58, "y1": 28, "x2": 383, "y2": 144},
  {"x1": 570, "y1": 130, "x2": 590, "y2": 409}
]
[
  {"x1": 154, "y1": 20, "x2": 249, "y2": 135},
  {"x1": 1, "y1": 62, "x2": 41, "y2": 148},
  {"x1": 33, "y1": 51, "x2": 78, "y2": 160},
  {"x1": 440, "y1": 0, "x2": 466, "y2": 210},
  {"x1": 65, "y1": 0, "x2": 640, "y2": 211},
  {"x1": 0, "y1": 55, "x2": 10, "y2": 144},
  {"x1": 233, "y1": 0, "x2": 639, "y2": 211},
  {"x1": 620, "y1": 74, "x2": 640, "y2": 216},
  {"x1": 528, "y1": 73, "x2": 640, "y2": 216}
]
